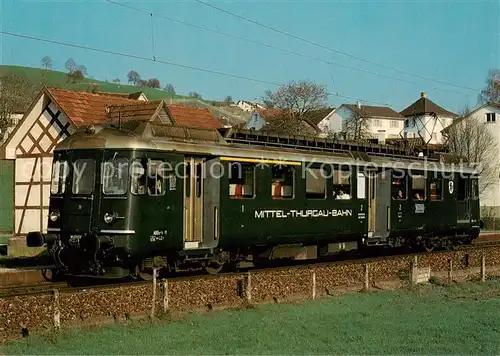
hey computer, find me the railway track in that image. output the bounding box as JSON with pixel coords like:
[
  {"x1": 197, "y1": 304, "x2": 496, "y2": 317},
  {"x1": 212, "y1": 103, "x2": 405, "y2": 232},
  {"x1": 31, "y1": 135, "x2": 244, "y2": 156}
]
[{"x1": 2, "y1": 238, "x2": 499, "y2": 298}]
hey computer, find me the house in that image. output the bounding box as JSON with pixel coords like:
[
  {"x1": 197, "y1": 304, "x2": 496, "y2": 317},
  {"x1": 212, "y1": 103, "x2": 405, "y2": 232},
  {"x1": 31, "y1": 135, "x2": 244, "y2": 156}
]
[
  {"x1": 321, "y1": 102, "x2": 406, "y2": 142},
  {"x1": 235, "y1": 100, "x2": 264, "y2": 112},
  {"x1": 241, "y1": 108, "x2": 319, "y2": 136},
  {"x1": 94, "y1": 91, "x2": 148, "y2": 101},
  {"x1": 0, "y1": 87, "x2": 222, "y2": 236},
  {"x1": 441, "y1": 102, "x2": 500, "y2": 214},
  {"x1": 400, "y1": 92, "x2": 457, "y2": 144}
]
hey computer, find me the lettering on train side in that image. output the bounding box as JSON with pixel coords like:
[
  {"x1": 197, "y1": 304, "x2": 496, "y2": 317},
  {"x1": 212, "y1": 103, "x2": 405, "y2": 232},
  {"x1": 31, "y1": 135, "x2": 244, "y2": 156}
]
[{"x1": 254, "y1": 209, "x2": 353, "y2": 219}]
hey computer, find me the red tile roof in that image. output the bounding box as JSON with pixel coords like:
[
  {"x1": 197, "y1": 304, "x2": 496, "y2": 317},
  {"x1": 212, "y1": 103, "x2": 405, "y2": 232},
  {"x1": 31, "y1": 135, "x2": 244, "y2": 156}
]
[
  {"x1": 166, "y1": 105, "x2": 222, "y2": 129},
  {"x1": 46, "y1": 88, "x2": 222, "y2": 130},
  {"x1": 46, "y1": 88, "x2": 139, "y2": 127}
]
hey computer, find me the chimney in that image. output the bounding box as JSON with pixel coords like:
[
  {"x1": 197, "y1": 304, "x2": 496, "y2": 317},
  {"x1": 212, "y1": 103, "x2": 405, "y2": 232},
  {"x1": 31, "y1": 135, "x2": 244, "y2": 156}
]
[
  {"x1": 357, "y1": 101, "x2": 361, "y2": 109},
  {"x1": 421, "y1": 92, "x2": 427, "y2": 98}
]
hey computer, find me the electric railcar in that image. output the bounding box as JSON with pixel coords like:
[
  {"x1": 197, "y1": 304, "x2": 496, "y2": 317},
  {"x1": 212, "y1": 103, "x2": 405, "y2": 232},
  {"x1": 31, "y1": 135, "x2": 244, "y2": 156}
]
[{"x1": 26, "y1": 122, "x2": 482, "y2": 279}]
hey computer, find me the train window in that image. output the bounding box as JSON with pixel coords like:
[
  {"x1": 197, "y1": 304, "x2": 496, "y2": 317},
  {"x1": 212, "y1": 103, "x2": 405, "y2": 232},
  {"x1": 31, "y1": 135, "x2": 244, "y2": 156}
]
[
  {"x1": 430, "y1": 177, "x2": 443, "y2": 201},
  {"x1": 472, "y1": 179, "x2": 479, "y2": 200},
  {"x1": 102, "y1": 158, "x2": 128, "y2": 195},
  {"x1": 50, "y1": 161, "x2": 68, "y2": 195},
  {"x1": 185, "y1": 162, "x2": 191, "y2": 198},
  {"x1": 457, "y1": 177, "x2": 467, "y2": 201},
  {"x1": 357, "y1": 172, "x2": 366, "y2": 199},
  {"x1": 195, "y1": 163, "x2": 203, "y2": 198},
  {"x1": 130, "y1": 159, "x2": 146, "y2": 195},
  {"x1": 332, "y1": 166, "x2": 351, "y2": 199},
  {"x1": 305, "y1": 167, "x2": 326, "y2": 199},
  {"x1": 392, "y1": 173, "x2": 406, "y2": 200},
  {"x1": 411, "y1": 175, "x2": 425, "y2": 200},
  {"x1": 72, "y1": 159, "x2": 95, "y2": 195},
  {"x1": 229, "y1": 162, "x2": 255, "y2": 199},
  {"x1": 271, "y1": 164, "x2": 294, "y2": 199},
  {"x1": 148, "y1": 160, "x2": 165, "y2": 196}
]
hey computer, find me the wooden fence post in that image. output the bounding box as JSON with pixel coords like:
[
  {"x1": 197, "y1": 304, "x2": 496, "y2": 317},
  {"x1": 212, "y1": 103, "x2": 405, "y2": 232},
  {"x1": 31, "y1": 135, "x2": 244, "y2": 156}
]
[
  {"x1": 312, "y1": 271, "x2": 316, "y2": 300},
  {"x1": 53, "y1": 289, "x2": 60, "y2": 330},
  {"x1": 411, "y1": 256, "x2": 418, "y2": 284},
  {"x1": 448, "y1": 259, "x2": 453, "y2": 283},
  {"x1": 481, "y1": 255, "x2": 486, "y2": 282},
  {"x1": 151, "y1": 268, "x2": 157, "y2": 319},
  {"x1": 364, "y1": 263, "x2": 369, "y2": 290},
  {"x1": 162, "y1": 279, "x2": 169, "y2": 312},
  {"x1": 246, "y1": 271, "x2": 252, "y2": 303}
]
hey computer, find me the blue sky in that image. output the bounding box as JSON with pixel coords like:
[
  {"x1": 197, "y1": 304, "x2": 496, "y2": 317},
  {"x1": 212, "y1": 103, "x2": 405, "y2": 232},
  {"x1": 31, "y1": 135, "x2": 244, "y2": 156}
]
[{"x1": 1, "y1": 0, "x2": 498, "y2": 113}]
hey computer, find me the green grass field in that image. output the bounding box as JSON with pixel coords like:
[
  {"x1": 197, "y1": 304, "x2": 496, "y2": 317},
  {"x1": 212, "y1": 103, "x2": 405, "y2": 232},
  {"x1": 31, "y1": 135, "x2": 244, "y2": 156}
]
[{"x1": 2, "y1": 279, "x2": 500, "y2": 354}]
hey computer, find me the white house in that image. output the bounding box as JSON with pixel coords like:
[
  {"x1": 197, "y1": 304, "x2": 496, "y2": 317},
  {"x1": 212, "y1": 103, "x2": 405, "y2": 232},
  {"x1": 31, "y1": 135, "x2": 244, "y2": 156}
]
[
  {"x1": 235, "y1": 100, "x2": 264, "y2": 112},
  {"x1": 319, "y1": 102, "x2": 406, "y2": 142},
  {"x1": 442, "y1": 102, "x2": 500, "y2": 214},
  {"x1": 400, "y1": 92, "x2": 457, "y2": 144}
]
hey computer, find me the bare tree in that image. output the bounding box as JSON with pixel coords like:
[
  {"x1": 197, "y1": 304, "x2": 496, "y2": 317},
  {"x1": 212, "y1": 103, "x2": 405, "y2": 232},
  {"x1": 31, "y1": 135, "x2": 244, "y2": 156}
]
[
  {"x1": 163, "y1": 84, "x2": 175, "y2": 94},
  {"x1": 112, "y1": 78, "x2": 120, "y2": 83},
  {"x1": 341, "y1": 111, "x2": 371, "y2": 141},
  {"x1": 224, "y1": 95, "x2": 233, "y2": 104},
  {"x1": 443, "y1": 106, "x2": 500, "y2": 195},
  {"x1": 0, "y1": 74, "x2": 38, "y2": 139},
  {"x1": 65, "y1": 58, "x2": 77, "y2": 73},
  {"x1": 65, "y1": 58, "x2": 86, "y2": 83},
  {"x1": 479, "y1": 69, "x2": 500, "y2": 104},
  {"x1": 41, "y1": 56, "x2": 52, "y2": 70},
  {"x1": 261, "y1": 80, "x2": 328, "y2": 135},
  {"x1": 127, "y1": 70, "x2": 141, "y2": 85},
  {"x1": 188, "y1": 92, "x2": 202, "y2": 99},
  {"x1": 263, "y1": 80, "x2": 328, "y2": 119}
]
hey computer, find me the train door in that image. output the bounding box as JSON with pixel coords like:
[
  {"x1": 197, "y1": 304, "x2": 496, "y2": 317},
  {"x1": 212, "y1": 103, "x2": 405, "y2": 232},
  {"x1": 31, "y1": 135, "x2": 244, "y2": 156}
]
[
  {"x1": 367, "y1": 168, "x2": 391, "y2": 240},
  {"x1": 456, "y1": 174, "x2": 470, "y2": 224},
  {"x1": 183, "y1": 157, "x2": 204, "y2": 247}
]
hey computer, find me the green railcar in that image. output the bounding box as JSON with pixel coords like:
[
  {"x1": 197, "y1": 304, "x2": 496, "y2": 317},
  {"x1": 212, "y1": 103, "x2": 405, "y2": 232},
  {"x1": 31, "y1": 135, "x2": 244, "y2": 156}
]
[{"x1": 26, "y1": 122, "x2": 481, "y2": 279}]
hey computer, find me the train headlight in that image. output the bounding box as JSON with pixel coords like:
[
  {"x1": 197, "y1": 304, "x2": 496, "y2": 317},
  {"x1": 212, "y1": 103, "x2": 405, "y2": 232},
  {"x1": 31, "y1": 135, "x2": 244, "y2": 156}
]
[
  {"x1": 104, "y1": 213, "x2": 115, "y2": 224},
  {"x1": 49, "y1": 211, "x2": 60, "y2": 222}
]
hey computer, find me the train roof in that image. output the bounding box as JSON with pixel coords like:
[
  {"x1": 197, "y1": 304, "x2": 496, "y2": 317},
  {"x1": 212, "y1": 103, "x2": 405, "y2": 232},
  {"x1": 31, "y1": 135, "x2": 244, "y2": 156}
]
[{"x1": 53, "y1": 121, "x2": 479, "y2": 174}]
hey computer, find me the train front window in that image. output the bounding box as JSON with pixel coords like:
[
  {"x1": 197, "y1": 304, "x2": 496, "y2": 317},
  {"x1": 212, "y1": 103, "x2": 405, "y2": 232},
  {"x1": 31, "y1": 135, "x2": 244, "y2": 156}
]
[
  {"x1": 51, "y1": 161, "x2": 69, "y2": 195},
  {"x1": 131, "y1": 159, "x2": 146, "y2": 195},
  {"x1": 102, "y1": 158, "x2": 129, "y2": 195},
  {"x1": 72, "y1": 159, "x2": 95, "y2": 195}
]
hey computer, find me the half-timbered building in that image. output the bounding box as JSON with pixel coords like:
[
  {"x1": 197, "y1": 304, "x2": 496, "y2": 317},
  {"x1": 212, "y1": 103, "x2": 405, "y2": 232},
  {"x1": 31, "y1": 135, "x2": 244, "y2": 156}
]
[{"x1": 0, "y1": 87, "x2": 222, "y2": 236}]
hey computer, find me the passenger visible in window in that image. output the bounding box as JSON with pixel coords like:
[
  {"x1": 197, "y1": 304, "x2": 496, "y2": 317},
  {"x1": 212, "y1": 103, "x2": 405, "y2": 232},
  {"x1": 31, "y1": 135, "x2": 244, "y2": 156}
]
[
  {"x1": 272, "y1": 179, "x2": 282, "y2": 198},
  {"x1": 414, "y1": 192, "x2": 423, "y2": 200},
  {"x1": 148, "y1": 174, "x2": 163, "y2": 195},
  {"x1": 394, "y1": 189, "x2": 404, "y2": 200},
  {"x1": 336, "y1": 189, "x2": 351, "y2": 200},
  {"x1": 132, "y1": 173, "x2": 146, "y2": 195}
]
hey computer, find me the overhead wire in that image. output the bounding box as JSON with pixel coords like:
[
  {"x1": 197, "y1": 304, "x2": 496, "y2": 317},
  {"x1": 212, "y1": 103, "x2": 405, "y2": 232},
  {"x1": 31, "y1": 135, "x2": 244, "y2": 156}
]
[
  {"x1": 104, "y1": 0, "x2": 472, "y2": 98},
  {"x1": 0, "y1": 30, "x2": 391, "y2": 106},
  {"x1": 195, "y1": 0, "x2": 481, "y2": 93}
]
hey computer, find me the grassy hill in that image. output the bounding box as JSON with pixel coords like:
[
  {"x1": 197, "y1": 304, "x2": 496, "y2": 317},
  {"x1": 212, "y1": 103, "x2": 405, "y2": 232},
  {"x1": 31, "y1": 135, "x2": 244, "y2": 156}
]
[{"x1": 0, "y1": 65, "x2": 249, "y2": 124}]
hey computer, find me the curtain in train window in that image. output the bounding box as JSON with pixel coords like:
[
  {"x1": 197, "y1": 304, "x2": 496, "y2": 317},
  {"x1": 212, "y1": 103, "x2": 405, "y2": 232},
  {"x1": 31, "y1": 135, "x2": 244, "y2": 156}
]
[
  {"x1": 102, "y1": 158, "x2": 128, "y2": 195},
  {"x1": 51, "y1": 160, "x2": 69, "y2": 195},
  {"x1": 147, "y1": 160, "x2": 165, "y2": 196},
  {"x1": 430, "y1": 176, "x2": 443, "y2": 201},
  {"x1": 130, "y1": 159, "x2": 146, "y2": 195},
  {"x1": 271, "y1": 164, "x2": 294, "y2": 199},
  {"x1": 229, "y1": 162, "x2": 255, "y2": 198}
]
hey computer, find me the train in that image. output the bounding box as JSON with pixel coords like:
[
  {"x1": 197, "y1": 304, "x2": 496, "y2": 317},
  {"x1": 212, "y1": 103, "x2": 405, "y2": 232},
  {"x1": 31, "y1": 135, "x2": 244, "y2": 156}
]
[{"x1": 26, "y1": 121, "x2": 482, "y2": 280}]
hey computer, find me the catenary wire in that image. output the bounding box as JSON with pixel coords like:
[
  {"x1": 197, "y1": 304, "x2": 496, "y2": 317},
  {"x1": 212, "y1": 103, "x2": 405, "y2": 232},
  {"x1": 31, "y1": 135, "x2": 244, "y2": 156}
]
[
  {"x1": 0, "y1": 30, "x2": 391, "y2": 106},
  {"x1": 104, "y1": 0, "x2": 472, "y2": 98},
  {"x1": 195, "y1": 0, "x2": 481, "y2": 93}
]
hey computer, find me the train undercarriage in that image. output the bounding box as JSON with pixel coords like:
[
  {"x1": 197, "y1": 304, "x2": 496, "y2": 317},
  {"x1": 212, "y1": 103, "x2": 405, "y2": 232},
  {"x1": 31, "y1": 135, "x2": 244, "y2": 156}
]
[{"x1": 28, "y1": 228, "x2": 480, "y2": 282}]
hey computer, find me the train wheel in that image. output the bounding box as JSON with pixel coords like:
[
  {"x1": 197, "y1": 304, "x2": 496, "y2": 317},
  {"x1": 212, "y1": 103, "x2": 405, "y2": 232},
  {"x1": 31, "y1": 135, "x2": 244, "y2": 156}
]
[
  {"x1": 423, "y1": 240, "x2": 435, "y2": 253},
  {"x1": 204, "y1": 263, "x2": 223, "y2": 275},
  {"x1": 42, "y1": 268, "x2": 63, "y2": 282}
]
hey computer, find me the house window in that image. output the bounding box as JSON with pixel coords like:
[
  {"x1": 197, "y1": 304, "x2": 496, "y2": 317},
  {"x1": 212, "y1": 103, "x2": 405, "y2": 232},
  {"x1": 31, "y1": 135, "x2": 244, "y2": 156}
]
[
  {"x1": 486, "y1": 113, "x2": 496, "y2": 123},
  {"x1": 305, "y1": 167, "x2": 326, "y2": 199},
  {"x1": 229, "y1": 162, "x2": 255, "y2": 198},
  {"x1": 390, "y1": 120, "x2": 399, "y2": 128},
  {"x1": 372, "y1": 119, "x2": 381, "y2": 127},
  {"x1": 332, "y1": 166, "x2": 351, "y2": 199},
  {"x1": 271, "y1": 164, "x2": 294, "y2": 199}
]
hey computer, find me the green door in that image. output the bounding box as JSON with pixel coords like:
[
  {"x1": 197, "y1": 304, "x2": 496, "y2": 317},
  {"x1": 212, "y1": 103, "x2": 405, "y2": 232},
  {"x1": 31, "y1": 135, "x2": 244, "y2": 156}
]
[{"x1": 0, "y1": 160, "x2": 14, "y2": 233}]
